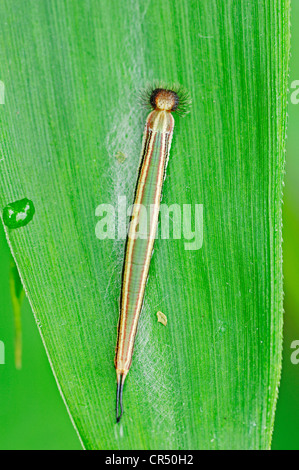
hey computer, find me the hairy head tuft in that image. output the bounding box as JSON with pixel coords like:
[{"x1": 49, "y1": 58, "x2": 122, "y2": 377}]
[{"x1": 139, "y1": 81, "x2": 191, "y2": 116}]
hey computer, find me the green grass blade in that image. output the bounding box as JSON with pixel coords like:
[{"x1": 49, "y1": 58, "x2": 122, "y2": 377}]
[{"x1": 0, "y1": 0, "x2": 290, "y2": 449}]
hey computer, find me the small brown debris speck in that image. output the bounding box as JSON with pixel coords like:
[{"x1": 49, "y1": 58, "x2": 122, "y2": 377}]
[
  {"x1": 115, "y1": 151, "x2": 127, "y2": 163},
  {"x1": 157, "y1": 311, "x2": 167, "y2": 326}
]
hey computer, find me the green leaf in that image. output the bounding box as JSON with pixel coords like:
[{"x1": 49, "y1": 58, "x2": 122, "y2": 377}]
[
  {"x1": 9, "y1": 256, "x2": 25, "y2": 369},
  {"x1": 0, "y1": 0, "x2": 290, "y2": 449}
]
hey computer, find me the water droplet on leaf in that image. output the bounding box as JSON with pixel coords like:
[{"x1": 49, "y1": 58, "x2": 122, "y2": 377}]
[{"x1": 3, "y1": 198, "x2": 35, "y2": 229}]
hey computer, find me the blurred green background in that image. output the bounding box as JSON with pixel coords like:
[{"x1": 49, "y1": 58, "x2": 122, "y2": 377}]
[{"x1": 0, "y1": 5, "x2": 298, "y2": 451}]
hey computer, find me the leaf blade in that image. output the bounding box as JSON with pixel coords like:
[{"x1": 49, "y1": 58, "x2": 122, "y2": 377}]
[{"x1": 0, "y1": 0, "x2": 290, "y2": 449}]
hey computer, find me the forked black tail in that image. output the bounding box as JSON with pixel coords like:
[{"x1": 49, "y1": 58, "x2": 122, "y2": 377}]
[{"x1": 116, "y1": 373, "x2": 124, "y2": 423}]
